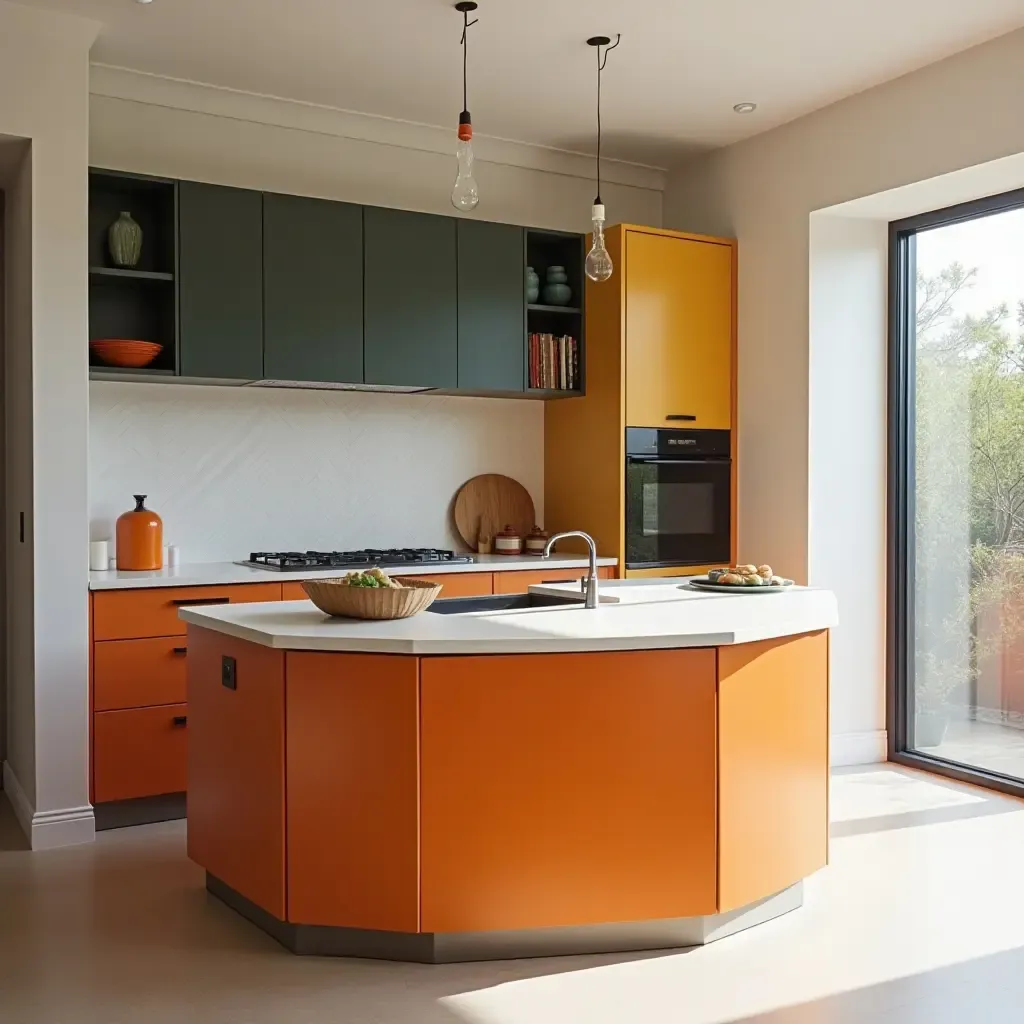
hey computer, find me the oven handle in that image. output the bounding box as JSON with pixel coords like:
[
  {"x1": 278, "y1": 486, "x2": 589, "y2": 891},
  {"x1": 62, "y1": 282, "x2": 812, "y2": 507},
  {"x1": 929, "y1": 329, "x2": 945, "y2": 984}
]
[{"x1": 627, "y1": 456, "x2": 731, "y2": 465}]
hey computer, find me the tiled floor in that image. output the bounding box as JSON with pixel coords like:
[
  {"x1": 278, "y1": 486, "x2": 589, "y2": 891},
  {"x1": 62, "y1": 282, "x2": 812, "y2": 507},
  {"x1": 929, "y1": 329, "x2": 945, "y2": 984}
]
[
  {"x1": 920, "y1": 717, "x2": 1024, "y2": 780},
  {"x1": 3, "y1": 766, "x2": 1024, "y2": 1023}
]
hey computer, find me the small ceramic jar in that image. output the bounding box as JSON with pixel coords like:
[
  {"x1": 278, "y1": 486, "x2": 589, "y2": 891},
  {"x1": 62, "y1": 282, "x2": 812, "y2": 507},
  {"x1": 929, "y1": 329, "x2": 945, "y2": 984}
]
[
  {"x1": 494, "y1": 524, "x2": 523, "y2": 555},
  {"x1": 524, "y1": 526, "x2": 549, "y2": 555}
]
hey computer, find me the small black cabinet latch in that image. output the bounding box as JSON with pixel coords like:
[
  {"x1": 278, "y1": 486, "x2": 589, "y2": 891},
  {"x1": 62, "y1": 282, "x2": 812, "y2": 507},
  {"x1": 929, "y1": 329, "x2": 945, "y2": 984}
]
[{"x1": 221, "y1": 655, "x2": 237, "y2": 691}]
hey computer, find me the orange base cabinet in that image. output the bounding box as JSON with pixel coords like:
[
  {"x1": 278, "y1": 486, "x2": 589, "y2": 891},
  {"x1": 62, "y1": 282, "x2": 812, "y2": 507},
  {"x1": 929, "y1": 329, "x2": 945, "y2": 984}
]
[
  {"x1": 283, "y1": 572, "x2": 494, "y2": 602},
  {"x1": 717, "y1": 631, "x2": 829, "y2": 912},
  {"x1": 186, "y1": 627, "x2": 287, "y2": 919},
  {"x1": 419, "y1": 649, "x2": 718, "y2": 933}
]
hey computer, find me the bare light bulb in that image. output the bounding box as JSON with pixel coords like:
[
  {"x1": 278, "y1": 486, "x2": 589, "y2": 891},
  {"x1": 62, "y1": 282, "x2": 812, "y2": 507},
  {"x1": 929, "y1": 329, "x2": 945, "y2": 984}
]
[
  {"x1": 585, "y1": 202, "x2": 613, "y2": 282},
  {"x1": 451, "y1": 115, "x2": 480, "y2": 211}
]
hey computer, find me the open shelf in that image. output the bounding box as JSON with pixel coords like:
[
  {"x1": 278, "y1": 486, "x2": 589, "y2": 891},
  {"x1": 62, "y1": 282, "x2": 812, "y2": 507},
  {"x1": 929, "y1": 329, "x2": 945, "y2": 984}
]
[
  {"x1": 528, "y1": 304, "x2": 581, "y2": 315},
  {"x1": 89, "y1": 365, "x2": 176, "y2": 379},
  {"x1": 90, "y1": 266, "x2": 174, "y2": 282}
]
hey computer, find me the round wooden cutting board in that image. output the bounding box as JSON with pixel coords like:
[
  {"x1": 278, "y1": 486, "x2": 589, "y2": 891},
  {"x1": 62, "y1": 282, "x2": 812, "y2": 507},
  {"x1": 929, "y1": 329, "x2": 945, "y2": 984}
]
[{"x1": 453, "y1": 474, "x2": 536, "y2": 552}]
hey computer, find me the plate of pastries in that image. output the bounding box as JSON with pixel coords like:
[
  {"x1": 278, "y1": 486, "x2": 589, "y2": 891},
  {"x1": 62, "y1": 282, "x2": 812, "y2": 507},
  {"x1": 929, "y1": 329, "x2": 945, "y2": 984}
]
[{"x1": 688, "y1": 564, "x2": 794, "y2": 593}]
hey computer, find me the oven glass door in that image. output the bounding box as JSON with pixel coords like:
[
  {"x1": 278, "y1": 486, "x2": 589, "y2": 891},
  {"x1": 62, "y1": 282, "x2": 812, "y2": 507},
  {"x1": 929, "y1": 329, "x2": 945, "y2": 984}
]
[{"x1": 625, "y1": 457, "x2": 732, "y2": 568}]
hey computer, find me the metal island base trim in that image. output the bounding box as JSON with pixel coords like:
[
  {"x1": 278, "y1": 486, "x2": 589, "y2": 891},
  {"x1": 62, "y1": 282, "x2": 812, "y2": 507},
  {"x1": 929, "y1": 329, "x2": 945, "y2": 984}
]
[{"x1": 206, "y1": 873, "x2": 803, "y2": 963}]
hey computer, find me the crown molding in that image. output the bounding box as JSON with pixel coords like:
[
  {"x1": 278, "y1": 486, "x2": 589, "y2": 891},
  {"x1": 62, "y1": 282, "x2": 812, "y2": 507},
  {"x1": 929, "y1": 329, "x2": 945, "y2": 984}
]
[{"x1": 90, "y1": 64, "x2": 667, "y2": 193}]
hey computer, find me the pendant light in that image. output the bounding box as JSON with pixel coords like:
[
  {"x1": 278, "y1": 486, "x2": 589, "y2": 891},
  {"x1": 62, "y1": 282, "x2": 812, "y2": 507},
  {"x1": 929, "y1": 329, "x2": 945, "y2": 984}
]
[
  {"x1": 584, "y1": 34, "x2": 620, "y2": 282},
  {"x1": 451, "y1": 2, "x2": 481, "y2": 211}
]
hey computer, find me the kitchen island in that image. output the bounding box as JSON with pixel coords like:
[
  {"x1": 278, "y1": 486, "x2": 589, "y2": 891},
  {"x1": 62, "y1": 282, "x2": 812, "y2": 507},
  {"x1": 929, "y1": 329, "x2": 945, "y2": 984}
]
[{"x1": 182, "y1": 581, "x2": 837, "y2": 962}]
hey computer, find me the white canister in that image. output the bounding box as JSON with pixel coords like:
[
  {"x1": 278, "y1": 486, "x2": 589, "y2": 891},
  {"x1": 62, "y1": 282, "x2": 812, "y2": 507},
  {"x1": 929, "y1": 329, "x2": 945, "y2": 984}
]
[
  {"x1": 168, "y1": 545, "x2": 181, "y2": 567},
  {"x1": 493, "y1": 525, "x2": 523, "y2": 555},
  {"x1": 89, "y1": 540, "x2": 110, "y2": 572}
]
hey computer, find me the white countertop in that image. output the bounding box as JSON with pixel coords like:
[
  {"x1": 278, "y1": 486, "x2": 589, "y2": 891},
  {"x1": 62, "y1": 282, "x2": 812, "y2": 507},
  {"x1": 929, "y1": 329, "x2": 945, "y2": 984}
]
[
  {"x1": 178, "y1": 581, "x2": 838, "y2": 655},
  {"x1": 88, "y1": 553, "x2": 618, "y2": 591}
]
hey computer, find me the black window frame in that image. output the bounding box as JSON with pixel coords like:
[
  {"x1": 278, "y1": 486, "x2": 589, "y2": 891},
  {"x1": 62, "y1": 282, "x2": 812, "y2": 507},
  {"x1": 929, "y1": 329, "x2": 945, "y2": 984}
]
[{"x1": 888, "y1": 185, "x2": 1024, "y2": 798}]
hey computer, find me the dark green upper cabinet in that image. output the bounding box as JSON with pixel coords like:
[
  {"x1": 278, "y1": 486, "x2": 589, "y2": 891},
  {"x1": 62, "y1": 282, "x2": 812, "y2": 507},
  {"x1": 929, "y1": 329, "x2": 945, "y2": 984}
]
[
  {"x1": 263, "y1": 193, "x2": 363, "y2": 384},
  {"x1": 364, "y1": 207, "x2": 457, "y2": 389},
  {"x1": 457, "y1": 221, "x2": 525, "y2": 392},
  {"x1": 178, "y1": 181, "x2": 264, "y2": 380}
]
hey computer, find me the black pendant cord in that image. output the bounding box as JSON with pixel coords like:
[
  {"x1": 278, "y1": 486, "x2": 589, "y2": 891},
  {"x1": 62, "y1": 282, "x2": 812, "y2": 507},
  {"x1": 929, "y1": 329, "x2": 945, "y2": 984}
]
[
  {"x1": 588, "y1": 34, "x2": 620, "y2": 206},
  {"x1": 457, "y1": 3, "x2": 479, "y2": 118}
]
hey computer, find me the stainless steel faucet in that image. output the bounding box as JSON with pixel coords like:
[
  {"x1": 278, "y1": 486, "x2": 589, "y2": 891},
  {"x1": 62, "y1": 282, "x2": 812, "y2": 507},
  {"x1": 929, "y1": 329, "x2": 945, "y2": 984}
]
[{"x1": 543, "y1": 531, "x2": 600, "y2": 609}]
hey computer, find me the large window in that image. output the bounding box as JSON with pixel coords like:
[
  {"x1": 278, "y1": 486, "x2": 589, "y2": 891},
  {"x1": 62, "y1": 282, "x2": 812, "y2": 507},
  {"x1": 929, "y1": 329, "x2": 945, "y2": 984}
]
[{"x1": 889, "y1": 189, "x2": 1024, "y2": 794}]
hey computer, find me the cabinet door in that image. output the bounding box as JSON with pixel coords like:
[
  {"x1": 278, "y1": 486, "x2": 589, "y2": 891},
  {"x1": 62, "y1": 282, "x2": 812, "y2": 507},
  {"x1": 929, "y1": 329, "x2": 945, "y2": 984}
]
[
  {"x1": 457, "y1": 220, "x2": 525, "y2": 391},
  {"x1": 364, "y1": 207, "x2": 457, "y2": 388},
  {"x1": 179, "y1": 181, "x2": 264, "y2": 380},
  {"x1": 264, "y1": 193, "x2": 363, "y2": 384},
  {"x1": 420, "y1": 649, "x2": 717, "y2": 933},
  {"x1": 625, "y1": 231, "x2": 733, "y2": 429}
]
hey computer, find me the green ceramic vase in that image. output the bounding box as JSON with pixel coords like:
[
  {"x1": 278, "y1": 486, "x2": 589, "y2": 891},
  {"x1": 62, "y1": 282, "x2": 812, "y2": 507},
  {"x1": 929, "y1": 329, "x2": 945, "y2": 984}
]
[
  {"x1": 542, "y1": 265, "x2": 572, "y2": 306},
  {"x1": 526, "y1": 266, "x2": 540, "y2": 303},
  {"x1": 108, "y1": 211, "x2": 143, "y2": 268}
]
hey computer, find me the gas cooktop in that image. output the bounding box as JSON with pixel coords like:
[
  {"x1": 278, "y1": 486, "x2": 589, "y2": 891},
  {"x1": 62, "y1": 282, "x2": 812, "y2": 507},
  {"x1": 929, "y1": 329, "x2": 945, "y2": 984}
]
[{"x1": 239, "y1": 549, "x2": 474, "y2": 572}]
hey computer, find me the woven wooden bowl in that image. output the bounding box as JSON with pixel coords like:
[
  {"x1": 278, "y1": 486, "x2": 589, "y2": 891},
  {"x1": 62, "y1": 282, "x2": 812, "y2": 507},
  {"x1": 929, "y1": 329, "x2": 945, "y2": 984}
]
[{"x1": 301, "y1": 577, "x2": 442, "y2": 620}]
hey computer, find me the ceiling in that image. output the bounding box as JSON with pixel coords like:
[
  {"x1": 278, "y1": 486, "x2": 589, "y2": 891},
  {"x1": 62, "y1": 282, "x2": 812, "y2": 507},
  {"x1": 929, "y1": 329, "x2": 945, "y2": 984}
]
[{"x1": 15, "y1": 0, "x2": 1024, "y2": 168}]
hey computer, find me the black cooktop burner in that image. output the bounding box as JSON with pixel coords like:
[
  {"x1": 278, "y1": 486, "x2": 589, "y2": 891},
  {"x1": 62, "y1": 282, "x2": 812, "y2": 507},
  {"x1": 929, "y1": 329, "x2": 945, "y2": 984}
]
[{"x1": 240, "y1": 549, "x2": 474, "y2": 572}]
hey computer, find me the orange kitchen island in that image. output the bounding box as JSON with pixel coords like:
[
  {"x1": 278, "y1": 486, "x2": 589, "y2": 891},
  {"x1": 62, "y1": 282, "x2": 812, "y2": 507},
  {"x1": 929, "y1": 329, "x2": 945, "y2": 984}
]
[{"x1": 181, "y1": 582, "x2": 838, "y2": 961}]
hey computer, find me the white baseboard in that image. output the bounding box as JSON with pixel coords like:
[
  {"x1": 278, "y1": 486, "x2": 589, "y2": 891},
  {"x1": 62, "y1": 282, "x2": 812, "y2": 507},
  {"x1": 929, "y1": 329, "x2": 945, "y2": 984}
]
[
  {"x1": 2, "y1": 761, "x2": 95, "y2": 851},
  {"x1": 831, "y1": 730, "x2": 888, "y2": 767}
]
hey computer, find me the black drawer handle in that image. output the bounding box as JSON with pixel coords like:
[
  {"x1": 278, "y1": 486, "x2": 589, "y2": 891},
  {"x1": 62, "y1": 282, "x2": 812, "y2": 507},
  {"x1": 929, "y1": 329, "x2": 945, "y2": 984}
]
[
  {"x1": 172, "y1": 647, "x2": 188, "y2": 655},
  {"x1": 172, "y1": 597, "x2": 230, "y2": 607},
  {"x1": 666, "y1": 414, "x2": 697, "y2": 421},
  {"x1": 172, "y1": 715, "x2": 187, "y2": 727}
]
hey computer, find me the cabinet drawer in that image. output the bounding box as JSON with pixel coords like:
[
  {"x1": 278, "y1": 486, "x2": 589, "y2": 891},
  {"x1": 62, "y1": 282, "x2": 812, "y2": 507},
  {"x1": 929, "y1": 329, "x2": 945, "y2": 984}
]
[
  {"x1": 93, "y1": 704, "x2": 188, "y2": 803},
  {"x1": 93, "y1": 583, "x2": 283, "y2": 641},
  {"x1": 283, "y1": 574, "x2": 494, "y2": 600},
  {"x1": 394, "y1": 572, "x2": 493, "y2": 598},
  {"x1": 94, "y1": 637, "x2": 188, "y2": 712},
  {"x1": 493, "y1": 567, "x2": 613, "y2": 595}
]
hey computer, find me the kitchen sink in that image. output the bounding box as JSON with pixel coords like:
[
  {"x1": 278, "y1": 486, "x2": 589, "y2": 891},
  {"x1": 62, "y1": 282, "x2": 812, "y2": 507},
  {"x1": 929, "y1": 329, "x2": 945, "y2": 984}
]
[{"x1": 427, "y1": 592, "x2": 586, "y2": 615}]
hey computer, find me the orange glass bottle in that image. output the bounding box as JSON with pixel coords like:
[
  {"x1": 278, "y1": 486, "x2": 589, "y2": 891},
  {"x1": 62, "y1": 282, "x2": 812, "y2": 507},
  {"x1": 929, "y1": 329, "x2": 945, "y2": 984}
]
[{"x1": 116, "y1": 494, "x2": 163, "y2": 570}]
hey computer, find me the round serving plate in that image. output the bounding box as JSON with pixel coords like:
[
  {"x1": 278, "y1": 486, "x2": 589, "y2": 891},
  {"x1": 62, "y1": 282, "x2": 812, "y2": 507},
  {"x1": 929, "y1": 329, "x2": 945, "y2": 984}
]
[{"x1": 686, "y1": 577, "x2": 794, "y2": 594}]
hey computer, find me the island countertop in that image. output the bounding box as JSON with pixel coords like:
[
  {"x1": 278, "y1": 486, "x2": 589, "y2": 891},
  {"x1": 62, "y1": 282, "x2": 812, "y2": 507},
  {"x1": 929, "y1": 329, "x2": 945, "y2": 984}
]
[{"x1": 179, "y1": 582, "x2": 838, "y2": 655}]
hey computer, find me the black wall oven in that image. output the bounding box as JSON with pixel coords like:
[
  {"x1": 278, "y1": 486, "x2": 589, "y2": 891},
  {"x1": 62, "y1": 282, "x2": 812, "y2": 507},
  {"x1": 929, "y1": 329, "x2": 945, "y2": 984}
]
[{"x1": 625, "y1": 428, "x2": 732, "y2": 569}]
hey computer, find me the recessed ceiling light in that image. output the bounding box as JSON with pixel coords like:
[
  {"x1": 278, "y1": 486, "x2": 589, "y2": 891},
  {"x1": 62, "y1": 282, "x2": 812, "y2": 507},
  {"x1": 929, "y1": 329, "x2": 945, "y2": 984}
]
[
  {"x1": 733, "y1": 102, "x2": 757, "y2": 114},
  {"x1": 135, "y1": 0, "x2": 154, "y2": 5}
]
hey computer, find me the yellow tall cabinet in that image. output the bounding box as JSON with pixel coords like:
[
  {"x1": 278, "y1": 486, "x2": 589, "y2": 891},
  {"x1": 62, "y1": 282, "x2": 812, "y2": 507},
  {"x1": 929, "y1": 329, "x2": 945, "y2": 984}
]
[{"x1": 544, "y1": 224, "x2": 737, "y2": 575}]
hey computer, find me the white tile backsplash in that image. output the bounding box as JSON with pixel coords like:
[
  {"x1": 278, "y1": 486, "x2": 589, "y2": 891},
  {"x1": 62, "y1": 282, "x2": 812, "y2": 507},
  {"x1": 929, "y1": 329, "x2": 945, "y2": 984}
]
[{"x1": 89, "y1": 382, "x2": 544, "y2": 562}]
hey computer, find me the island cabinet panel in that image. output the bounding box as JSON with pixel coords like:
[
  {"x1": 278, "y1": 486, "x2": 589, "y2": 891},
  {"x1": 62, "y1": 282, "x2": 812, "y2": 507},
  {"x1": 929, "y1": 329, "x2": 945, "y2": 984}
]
[
  {"x1": 456, "y1": 220, "x2": 525, "y2": 392},
  {"x1": 179, "y1": 181, "x2": 264, "y2": 380},
  {"x1": 624, "y1": 230, "x2": 733, "y2": 430},
  {"x1": 186, "y1": 628, "x2": 287, "y2": 920},
  {"x1": 92, "y1": 583, "x2": 283, "y2": 641},
  {"x1": 717, "y1": 630, "x2": 829, "y2": 913},
  {"x1": 419, "y1": 649, "x2": 718, "y2": 933},
  {"x1": 364, "y1": 207, "x2": 457, "y2": 388},
  {"x1": 492, "y1": 566, "x2": 614, "y2": 595},
  {"x1": 263, "y1": 193, "x2": 364, "y2": 384},
  {"x1": 285, "y1": 652, "x2": 420, "y2": 932}
]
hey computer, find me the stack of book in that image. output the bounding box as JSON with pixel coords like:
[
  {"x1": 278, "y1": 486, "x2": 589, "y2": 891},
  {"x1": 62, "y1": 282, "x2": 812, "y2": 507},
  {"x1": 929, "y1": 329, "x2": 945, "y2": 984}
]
[{"x1": 529, "y1": 333, "x2": 579, "y2": 390}]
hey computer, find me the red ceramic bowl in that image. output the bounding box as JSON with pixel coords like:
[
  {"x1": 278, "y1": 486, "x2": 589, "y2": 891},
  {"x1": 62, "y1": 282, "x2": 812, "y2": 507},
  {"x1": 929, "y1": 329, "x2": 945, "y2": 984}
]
[{"x1": 90, "y1": 339, "x2": 163, "y2": 369}]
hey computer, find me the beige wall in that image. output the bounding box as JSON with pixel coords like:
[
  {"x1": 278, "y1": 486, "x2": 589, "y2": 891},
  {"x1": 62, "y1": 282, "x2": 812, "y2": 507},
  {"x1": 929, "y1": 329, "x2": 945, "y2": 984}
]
[
  {"x1": 89, "y1": 74, "x2": 662, "y2": 235},
  {"x1": 664, "y1": 26, "x2": 1024, "y2": 761},
  {"x1": 0, "y1": 2, "x2": 97, "y2": 846}
]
